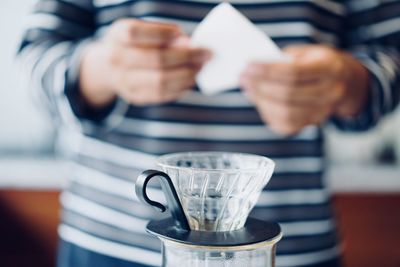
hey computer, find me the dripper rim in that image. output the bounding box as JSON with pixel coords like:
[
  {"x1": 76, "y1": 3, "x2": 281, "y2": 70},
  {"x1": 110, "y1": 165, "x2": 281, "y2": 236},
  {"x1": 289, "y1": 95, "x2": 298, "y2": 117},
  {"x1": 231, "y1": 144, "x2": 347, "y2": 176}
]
[{"x1": 157, "y1": 151, "x2": 275, "y2": 173}]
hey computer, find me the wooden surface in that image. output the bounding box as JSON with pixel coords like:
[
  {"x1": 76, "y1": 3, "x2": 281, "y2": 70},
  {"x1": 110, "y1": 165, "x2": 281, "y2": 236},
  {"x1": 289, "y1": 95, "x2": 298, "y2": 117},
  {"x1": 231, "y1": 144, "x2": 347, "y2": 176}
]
[
  {"x1": 0, "y1": 191, "x2": 399, "y2": 267},
  {"x1": 0, "y1": 191, "x2": 60, "y2": 267},
  {"x1": 334, "y1": 194, "x2": 400, "y2": 267}
]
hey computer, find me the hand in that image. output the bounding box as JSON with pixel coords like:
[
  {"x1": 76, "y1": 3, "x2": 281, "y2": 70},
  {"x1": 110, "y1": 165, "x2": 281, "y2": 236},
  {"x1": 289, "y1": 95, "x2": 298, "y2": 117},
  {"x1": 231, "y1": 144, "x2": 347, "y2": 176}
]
[
  {"x1": 79, "y1": 19, "x2": 212, "y2": 108},
  {"x1": 240, "y1": 45, "x2": 370, "y2": 135}
]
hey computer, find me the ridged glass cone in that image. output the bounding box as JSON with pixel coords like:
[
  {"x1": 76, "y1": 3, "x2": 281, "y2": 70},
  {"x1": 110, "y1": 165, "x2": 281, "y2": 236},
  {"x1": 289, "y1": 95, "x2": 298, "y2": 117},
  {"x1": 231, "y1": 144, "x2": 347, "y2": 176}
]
[{"x1": 158, "y1": 152, "x2": 275, "y2": 232}]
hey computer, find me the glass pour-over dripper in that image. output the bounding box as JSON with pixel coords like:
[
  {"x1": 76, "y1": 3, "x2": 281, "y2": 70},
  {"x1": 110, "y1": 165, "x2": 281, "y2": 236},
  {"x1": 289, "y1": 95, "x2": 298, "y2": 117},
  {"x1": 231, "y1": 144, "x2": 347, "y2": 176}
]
[{"x1": 158, "y1": 152, "x2": 274, "y2": 231}]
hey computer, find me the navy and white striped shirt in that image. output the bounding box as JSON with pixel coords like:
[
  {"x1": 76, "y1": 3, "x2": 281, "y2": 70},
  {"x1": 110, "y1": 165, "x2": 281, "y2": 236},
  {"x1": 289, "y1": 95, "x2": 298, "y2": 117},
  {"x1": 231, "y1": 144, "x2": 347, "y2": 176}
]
[{"x1": 18, "y1": 1, "x2": 400, "y2": 266}]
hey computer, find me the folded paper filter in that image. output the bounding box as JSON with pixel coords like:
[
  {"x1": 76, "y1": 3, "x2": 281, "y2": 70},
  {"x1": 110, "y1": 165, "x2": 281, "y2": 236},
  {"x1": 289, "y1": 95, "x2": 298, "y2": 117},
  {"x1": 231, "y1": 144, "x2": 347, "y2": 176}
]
[{"x1": 191, "y1": 2, "x2": 290, "y2": 95}]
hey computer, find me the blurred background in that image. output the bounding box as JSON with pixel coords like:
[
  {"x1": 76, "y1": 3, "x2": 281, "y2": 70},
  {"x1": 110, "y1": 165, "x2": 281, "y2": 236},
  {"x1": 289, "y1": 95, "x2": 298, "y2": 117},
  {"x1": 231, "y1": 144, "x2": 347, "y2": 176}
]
[{"x1": 0, "y1": 1, "x2": 399, "y2": 267}]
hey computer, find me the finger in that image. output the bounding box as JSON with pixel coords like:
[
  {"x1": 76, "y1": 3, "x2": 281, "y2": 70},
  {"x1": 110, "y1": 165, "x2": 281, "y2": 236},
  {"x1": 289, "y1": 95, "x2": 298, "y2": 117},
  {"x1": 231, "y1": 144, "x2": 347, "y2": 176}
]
[
  {"x1": 245, "y1": 61, "x2": 331, "y2": 83},
  {"x1": 110, "y1": 46, "x2": 211, "y2": 69},
  {"x1": 246, "y1": 45, "x2": 344, "y2": 83},
  {"x1": 171, "y1": 35, "x2": 191, "y2": 48},
  {"x1": 119, "y1": 67, "x2": 196, "y2": 103},
  {"x1": 121, "y1": 67, "x2": 197, "y2": 90},
  {"x1": 154, "y1": 67, "x2": 197, "y2": 93},
  {"x1": 149, "y1": 47, "x2": 211, "y2": 69},
  {"x1": 240, "y1": 74, "x2": 341, "y2": 105},
  {"x1": 108, "y1": 19, "x2": 181, "y2": 48},
  {"x1": 251, "y1": 97, "x2": 331, "y2": 135}
]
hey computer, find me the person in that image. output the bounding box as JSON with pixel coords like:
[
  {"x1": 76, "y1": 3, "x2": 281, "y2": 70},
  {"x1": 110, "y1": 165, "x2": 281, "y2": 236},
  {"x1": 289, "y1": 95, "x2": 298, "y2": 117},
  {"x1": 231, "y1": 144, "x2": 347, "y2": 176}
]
[{"x1": 18, "y1": 1, "x2": 400, "y2": 267}]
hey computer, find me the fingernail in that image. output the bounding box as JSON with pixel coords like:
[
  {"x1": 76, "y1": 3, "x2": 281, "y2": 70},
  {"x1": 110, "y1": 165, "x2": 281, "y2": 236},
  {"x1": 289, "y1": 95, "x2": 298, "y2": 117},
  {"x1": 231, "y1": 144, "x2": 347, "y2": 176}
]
[
  {"x1": 171, "y1": 26, "x2": 182, "y2": 36},
  {"x1": 240, "y1": 74, "x2": 252, "y2": 89},
  {"x1": 247, "y1": 64, "x2": 263, "y2": 76},
  {"x1": 192, "y1": 50, "x2": 212, "y2": 64},
  {"x1": 172, "y1": 35, "x2": 190, "y2": 47},
  {"x1": 191, "y1": 64, "x2": 202, "y2": 73},
  {"x1": 239, "y1": 74, "x2": 248, "y2": 84}
]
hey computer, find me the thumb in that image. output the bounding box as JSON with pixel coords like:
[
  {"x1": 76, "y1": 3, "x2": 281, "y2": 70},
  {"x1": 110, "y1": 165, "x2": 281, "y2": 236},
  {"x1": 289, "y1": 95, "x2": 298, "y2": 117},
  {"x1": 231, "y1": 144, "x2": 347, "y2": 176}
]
[{"x1": 107, "y1": 19, "x2": 181, "y2": 48}]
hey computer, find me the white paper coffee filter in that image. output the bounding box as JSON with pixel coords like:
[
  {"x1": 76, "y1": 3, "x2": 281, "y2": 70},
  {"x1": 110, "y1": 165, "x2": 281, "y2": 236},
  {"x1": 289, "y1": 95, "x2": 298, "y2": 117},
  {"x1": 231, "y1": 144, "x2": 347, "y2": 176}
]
[{"x1": 191, "y1": 3, "x2": 290, "y2": 95}]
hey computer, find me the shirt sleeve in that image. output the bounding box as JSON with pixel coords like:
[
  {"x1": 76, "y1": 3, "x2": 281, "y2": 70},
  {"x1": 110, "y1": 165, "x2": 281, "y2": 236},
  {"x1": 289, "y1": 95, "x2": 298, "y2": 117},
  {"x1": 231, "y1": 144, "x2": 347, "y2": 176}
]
[
  {"x1": 16, "y1": 0, "x2": 128, "y2": 130},
  {"x1": 331, "y1": 0, "x2": 400, "y2": 131}
]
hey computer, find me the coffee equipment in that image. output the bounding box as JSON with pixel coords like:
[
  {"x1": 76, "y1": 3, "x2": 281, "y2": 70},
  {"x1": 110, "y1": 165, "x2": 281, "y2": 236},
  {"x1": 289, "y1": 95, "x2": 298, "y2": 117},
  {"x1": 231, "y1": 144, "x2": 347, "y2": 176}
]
[{"x1": 135, "y1": 152, "x2": 282, "y2": 267}]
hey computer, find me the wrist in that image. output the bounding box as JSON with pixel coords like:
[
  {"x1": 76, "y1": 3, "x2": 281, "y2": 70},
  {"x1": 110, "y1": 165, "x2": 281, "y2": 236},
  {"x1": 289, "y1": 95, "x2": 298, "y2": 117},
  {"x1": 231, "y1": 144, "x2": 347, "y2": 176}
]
[
  {"x1": 334, "y1": 52, "x2": 370, "y2": 118},
  {"x1": 79, "y1": 41, "x2": 117, "y2": 108}
]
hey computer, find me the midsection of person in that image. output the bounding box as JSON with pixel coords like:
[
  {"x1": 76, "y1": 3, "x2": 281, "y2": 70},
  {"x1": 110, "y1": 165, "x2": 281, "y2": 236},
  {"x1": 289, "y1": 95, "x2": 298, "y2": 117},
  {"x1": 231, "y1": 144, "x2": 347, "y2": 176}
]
[
  {"x1": 57, "y1": 2, "x2": 342, "y2": 267},
  {"x1": 63, "y1": 95, "x2": 332, "y2": 267}
]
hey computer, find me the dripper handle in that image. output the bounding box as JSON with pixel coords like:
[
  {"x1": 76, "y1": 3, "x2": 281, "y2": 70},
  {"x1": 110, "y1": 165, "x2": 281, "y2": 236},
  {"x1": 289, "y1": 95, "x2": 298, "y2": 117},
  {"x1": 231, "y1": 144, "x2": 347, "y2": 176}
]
[{"x1": 135, "y1": 170, "x2": 190, "y2": 231}]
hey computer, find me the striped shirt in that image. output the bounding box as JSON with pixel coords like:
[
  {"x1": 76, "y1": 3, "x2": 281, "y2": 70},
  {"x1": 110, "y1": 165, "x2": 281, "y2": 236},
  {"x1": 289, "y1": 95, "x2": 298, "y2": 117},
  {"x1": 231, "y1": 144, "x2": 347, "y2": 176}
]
[{"x1": 18, "y1": 1, "x2": 400, "y2": 266}]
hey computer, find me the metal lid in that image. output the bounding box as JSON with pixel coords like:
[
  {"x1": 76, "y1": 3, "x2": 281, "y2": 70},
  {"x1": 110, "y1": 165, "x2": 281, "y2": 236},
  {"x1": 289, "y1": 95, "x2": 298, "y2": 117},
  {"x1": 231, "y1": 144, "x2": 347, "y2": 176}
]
[{"x1": 147, "y1": 217, "x2": 282, "y2": 249}]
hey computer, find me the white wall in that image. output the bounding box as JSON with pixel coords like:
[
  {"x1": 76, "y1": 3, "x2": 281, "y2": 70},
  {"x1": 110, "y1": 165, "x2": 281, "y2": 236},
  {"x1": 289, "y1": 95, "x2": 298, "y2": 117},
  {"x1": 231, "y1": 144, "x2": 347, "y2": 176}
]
[
  {"x1": 0, "y1": 0, "x2": 55, "y2": 153},
  {"x1": 325, "y1": 110, "x2": 400, "y2": 165}
]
